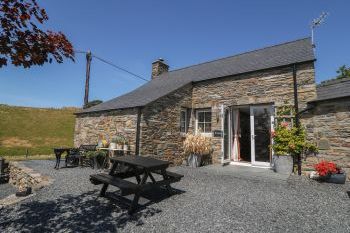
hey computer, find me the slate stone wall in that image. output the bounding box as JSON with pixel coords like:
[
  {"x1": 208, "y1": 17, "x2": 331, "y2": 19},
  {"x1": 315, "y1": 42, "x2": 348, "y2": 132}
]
[
  {"x1": 74, "y1": 62, "x2": 317, "y2": 165},
  {"x1": 191, "y1": 62, "x2": 316, "y2": 162},
  {"x1": 140, "y1": 84, "x2": 193, "y2": 165},
  {"x1": 301, "y1": 98, "x2": 350, "y2": 177},
  {"x1": 74, "y1": 108, "x2": 138, "y2": 152}
]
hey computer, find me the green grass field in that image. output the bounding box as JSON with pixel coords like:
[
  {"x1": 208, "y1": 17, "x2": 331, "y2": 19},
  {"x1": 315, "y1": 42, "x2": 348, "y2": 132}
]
[{"x1": 0, "y1": 104, "x2": 78, "y2": 157}]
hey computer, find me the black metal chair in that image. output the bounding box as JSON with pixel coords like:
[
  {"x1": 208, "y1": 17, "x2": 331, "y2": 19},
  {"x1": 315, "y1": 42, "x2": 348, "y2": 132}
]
[
  {"x1": 65, "y1": 145, "x2": 97, "y2": 167},
  {"x1": 78, "y1": 144, "x2": 98, "y2": 168}
]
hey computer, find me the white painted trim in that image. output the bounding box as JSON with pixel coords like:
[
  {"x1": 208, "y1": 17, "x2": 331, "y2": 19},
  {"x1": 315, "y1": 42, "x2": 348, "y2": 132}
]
[
  {"x1": 230, "y1": 161, "x2": 271, "y2": 169},
  {"x1": 195, "y1": 109, "x2": 212, "y2": 135},
  {"x1": 180, "y1": 109, "x2": 187, "y2": 133}
]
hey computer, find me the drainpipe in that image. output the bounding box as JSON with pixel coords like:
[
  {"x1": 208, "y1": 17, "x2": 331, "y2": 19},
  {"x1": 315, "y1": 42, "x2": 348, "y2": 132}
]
[
  {"x1": 135, "y1": 107, "x2": 142, "y2": 156},
  {"x1": 292, "y1": 64, "x2": 302, "y2": 175}
]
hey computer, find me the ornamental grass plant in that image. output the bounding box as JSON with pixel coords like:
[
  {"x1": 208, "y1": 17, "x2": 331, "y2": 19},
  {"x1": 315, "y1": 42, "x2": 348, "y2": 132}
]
[{"x1": 183, "y1": 133, "x2": 212, "y2": 155}]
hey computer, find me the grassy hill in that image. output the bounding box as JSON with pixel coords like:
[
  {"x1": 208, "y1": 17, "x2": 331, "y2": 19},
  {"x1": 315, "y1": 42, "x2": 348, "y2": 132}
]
[{"x1": 0, "y1": 104, "x2": 79, "y2": 157}]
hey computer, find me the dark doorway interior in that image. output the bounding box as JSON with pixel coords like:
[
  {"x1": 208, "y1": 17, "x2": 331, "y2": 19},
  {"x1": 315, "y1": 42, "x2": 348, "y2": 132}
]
[{"x1": 239, "y1": 109, "x2": 251, "y2": 162}]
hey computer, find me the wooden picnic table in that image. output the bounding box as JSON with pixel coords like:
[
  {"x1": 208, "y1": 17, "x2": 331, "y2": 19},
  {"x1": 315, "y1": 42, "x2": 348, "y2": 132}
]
[{"x1": 90, "y1": 155, "x2": 183, "y2": 214}]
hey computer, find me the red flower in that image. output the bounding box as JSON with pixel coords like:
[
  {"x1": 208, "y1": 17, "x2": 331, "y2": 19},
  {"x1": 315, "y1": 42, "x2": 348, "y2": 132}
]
[
  {"x1": 281, "y1": 122, "x2": 289, "y2": 127},
  {"x1": 314, "y1": 161, "x2": 338, "y2": 177}
]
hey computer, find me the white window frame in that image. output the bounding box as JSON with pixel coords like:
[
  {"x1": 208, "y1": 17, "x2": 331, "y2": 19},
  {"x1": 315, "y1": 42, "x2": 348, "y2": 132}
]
[
  {"x1": 180, "y1": 109, "x2": 187, "y2": 133},
  {"x1": 195, "y1": 109, "x2": 212, "y2": 136}
]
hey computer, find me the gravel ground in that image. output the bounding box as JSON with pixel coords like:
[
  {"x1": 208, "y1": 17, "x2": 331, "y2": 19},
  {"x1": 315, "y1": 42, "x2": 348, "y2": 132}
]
[
  {"x1": 0, "y1": 183, "x2": 16, "y2": 199},
  {"x1": 0, "y1": 160, "x2": 349, "y2": 233}
]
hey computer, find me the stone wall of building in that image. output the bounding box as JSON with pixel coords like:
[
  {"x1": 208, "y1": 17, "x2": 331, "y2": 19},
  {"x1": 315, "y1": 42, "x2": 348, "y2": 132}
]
[
  {"x1": 140, "y1": 84, "x2": 193, "y2": 165},
  {"x1": 191, "y1": 62, "x2": 316, "y2": 162},
  {"x1": 74, "y1": 108, "x2": 138, "y2": 152},
  {"x1": 73, "y1": 62, "x2": 317, "y2": 166},
  {"x1": 301, "y1": 98, "x2": 350, "y2": 178}
]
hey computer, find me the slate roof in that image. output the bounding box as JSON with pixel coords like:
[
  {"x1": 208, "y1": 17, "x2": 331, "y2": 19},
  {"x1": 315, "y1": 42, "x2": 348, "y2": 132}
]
[
  {"x1": 312, "y1": 77, "x2": 350, "y2": 102},
  {"x1": 77, "y1": 37, "x2": 315, "y2": 114}
]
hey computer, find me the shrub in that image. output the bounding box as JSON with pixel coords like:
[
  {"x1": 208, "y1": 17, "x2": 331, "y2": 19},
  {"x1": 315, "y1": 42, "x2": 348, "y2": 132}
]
[
  {"x1": 272, "y1": 123, "x2": 318, "y2": 156},
  {"x1": 183, "y1": 133, "x2": 212, "y2": 155}
]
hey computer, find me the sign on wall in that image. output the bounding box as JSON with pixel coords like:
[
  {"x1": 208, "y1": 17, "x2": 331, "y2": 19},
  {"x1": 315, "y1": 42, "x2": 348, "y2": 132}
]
[{"x1": 213, "y1": 130, "x2": 223, "y2": 137}]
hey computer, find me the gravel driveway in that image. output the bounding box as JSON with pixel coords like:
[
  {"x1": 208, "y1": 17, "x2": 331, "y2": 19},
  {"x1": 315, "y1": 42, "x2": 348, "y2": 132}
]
[{"x1": 0, "y1": 160, "x2": 349, "y2": 233}]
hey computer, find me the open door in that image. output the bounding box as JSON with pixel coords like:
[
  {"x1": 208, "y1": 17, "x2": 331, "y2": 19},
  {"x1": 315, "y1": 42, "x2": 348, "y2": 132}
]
[{"x1": 250, "y1": 105, "x2": 274, "y2": 167}]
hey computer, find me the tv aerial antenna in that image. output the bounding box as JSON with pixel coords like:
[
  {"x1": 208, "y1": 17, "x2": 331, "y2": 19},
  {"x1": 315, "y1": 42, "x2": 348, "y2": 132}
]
[{"x1": 311, "y1": 12, "x2": 329, "y2": 48}]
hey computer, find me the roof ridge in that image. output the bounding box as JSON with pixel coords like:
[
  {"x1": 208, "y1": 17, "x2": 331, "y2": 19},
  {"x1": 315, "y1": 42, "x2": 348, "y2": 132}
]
[
  {"x1": 318, "y1": 76, "x2": 350, "y2": 87},
  {"x1": 164, "y1": 37, "x2": 311, "y2": 75}
]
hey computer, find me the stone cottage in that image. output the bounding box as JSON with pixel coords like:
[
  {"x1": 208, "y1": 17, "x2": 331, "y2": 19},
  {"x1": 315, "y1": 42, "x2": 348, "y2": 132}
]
[{"x1": 74, "y1": 37, "x2": 349, "y2": 170}]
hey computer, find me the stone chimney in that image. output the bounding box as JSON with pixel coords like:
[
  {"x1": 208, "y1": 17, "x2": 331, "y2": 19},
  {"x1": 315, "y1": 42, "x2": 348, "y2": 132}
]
[{"x1": 152, "y1": 58, "x2": 169, "y2": 79}]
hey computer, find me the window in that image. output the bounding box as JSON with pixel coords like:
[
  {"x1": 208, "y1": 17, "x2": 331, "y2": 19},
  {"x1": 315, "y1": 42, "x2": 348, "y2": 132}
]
[
  {"x1": 180, "y1": 109, "x2": 187, "y2": 133},
  {"x1": 196, "y1": 109, "x2": 212, "y2": 134}
]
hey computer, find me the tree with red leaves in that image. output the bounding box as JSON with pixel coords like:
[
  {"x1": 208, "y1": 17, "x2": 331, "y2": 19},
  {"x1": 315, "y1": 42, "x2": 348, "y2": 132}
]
[{"x1": 0, "y1": 0, "x2": 74, "y2": 68}]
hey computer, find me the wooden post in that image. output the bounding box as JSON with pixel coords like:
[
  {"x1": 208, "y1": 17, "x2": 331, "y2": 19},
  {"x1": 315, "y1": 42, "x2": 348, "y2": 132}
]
[{"x1": 84, "y1": 51, "x2": 92, "y2": 108}]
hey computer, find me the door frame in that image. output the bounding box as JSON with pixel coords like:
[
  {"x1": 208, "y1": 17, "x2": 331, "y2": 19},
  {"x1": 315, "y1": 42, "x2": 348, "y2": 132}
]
[{"x1": 222, "y1": 104, "x2": 275, "y2": 167}]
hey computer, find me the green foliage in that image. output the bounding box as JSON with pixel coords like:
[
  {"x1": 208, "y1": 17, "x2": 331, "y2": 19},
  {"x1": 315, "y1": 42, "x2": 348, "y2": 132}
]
[
  {"x1": 85, "y1": 150, "x2": 107, "y2": 159},
  {"x1": 111, "y1": 134, "x2": 126, "y2": 144},
  {"x1": 336, "y1": 65, "x2": 350, "y2": 79},
  {"x1": 0, "y1": 105, "x2": 78, "y2": 156},
  {"x1": 83, "y1": 100, "x2": 103, "y2": 109},
  {"x1": 276, "y1": 105, "x2": 295, "y2": 117},
  {"x1": 272, "y1": 123, "x2": 318, "y2": 156}
]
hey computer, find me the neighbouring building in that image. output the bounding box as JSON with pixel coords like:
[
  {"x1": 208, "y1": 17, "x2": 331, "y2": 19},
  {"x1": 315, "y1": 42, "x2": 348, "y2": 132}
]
[
  {"x1": 301, "y1": 77, "x2": 350, "y2": 174},
  {"x1": 74, "y1": 38, "x2": 349, "y2": 174}
]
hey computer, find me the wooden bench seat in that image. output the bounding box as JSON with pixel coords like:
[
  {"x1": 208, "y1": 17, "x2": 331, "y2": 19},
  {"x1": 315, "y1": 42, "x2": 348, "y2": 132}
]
[
  {"x1": 90, "y1": 173, "x2": 138, "y2": 196},
  {"x1": 153, "y1": 170, "x2": 184, "y2": 181}
]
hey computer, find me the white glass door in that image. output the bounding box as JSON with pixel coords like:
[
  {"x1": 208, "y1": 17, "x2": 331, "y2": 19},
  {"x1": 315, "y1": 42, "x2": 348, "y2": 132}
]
[{"x1": 250, "y1": 106, "x2": 274, "y2": 167}]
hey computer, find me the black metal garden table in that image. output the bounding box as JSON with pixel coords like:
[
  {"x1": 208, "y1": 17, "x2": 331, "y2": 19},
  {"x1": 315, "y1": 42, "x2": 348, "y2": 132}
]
[
  {"x1": 53, "y1": 147, "x2": 76, "y2": 169},
  {"x1": 90, "y1": 155, "x2": 183, "y2": 214}
]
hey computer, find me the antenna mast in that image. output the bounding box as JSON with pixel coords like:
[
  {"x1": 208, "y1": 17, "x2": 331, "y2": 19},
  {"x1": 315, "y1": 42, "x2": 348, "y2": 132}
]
[{"x1": 311, "y1": 12, "x2": 328, "y2": 47}]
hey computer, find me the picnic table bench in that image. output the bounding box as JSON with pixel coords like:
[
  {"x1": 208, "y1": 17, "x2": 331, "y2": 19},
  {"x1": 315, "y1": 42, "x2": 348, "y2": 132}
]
[{"x1": 90, "y1": 155, "x2": 184, "y2": 214}]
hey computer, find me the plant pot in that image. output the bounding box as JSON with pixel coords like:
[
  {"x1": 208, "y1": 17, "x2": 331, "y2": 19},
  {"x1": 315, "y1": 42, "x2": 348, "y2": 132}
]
[
  {"x1": 273, "y1": 155, "x2": 293, "y2": 175},
  {"x1": 16, "y1": 187, "x2": 32, "y2": 197},
  {"x1": 123, "y1": 144, "x2": 128, "y2": 151},
  {"x1": 187, "y1": 154, "x2": 202, "y2": 168},
  {"x1": 322, "y1": 173, "x2": 346, "y2": 184},
  {"x1": 116, "y1": 144, "x2": 123, "y2": 150},
  {"x1": 109, "y1": 143, "x2": 116, "y2": 150}
]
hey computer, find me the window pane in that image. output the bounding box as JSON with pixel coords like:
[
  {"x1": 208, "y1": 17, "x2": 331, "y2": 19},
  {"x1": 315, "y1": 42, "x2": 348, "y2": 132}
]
[
  {"x1": 198, "y1": 123, "x2": 205, "y2": 133},
  {"x1": 198, "y1": 112, "x2": 204, "y2": 122},
  {"x1": 180, "y1": 110, "x2": 186, "y2": 132},
  {"x1": 181, "y1": 111, "x2": 186, "y2": 121},
  {"x1": 204, "y1": 123, "x2": 211, "y2": 133},
  {"x1": 204, "y1": 112, "x2": 211, "y2": 122}
]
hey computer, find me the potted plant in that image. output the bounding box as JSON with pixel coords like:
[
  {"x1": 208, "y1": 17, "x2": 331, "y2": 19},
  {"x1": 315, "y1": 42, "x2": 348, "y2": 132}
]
[
  {"x1": 271, "y1": 122, "x2": 317, "y2": 175},
  {"x1": 86, "y1": 150, "x2": 107, "y2": 169},
  {"x1": 314, "y1": 161, "x2": 346, "y2": 184},
  {"x1": 183, "y1": 133, "x2": 212, "y2": 167},
  {"x1": 109, "y1": 137, "x2": 117, "y2": 150},
  {"x1": 123, "y1": 140, "x2": 129, "y2": 151},
  {"x1": 115, "y1": 135, "x2": 126, "y2": 150}
]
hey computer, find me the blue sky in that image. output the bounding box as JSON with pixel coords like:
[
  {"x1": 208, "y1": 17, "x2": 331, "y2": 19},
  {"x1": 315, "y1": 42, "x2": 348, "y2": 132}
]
[{"x1": 0, "y1": 0, "x2": 349, "y2": 108}]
